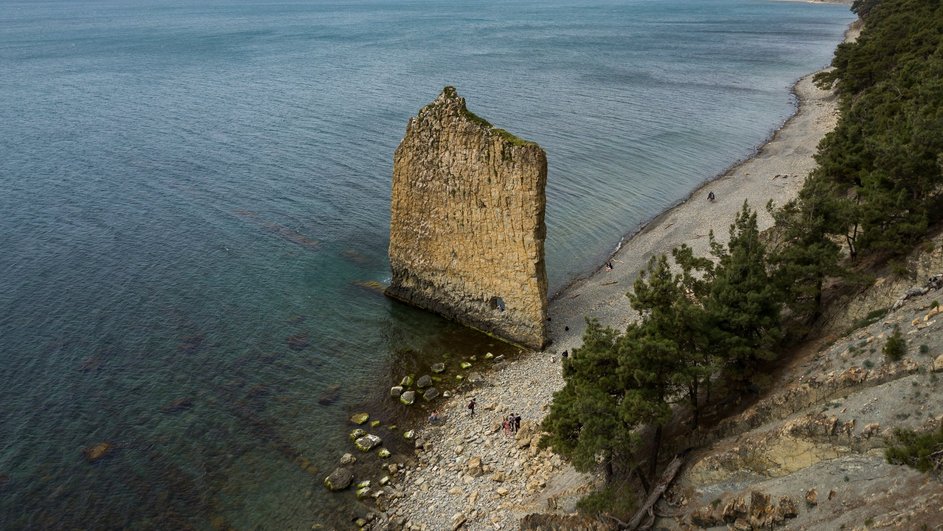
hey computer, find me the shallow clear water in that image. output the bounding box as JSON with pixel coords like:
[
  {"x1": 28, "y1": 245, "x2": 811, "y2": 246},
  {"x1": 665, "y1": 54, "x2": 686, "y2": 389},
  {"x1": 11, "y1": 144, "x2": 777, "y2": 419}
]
[{"x1": 0, "y1": 0, "x2": 853, "y2": 527}]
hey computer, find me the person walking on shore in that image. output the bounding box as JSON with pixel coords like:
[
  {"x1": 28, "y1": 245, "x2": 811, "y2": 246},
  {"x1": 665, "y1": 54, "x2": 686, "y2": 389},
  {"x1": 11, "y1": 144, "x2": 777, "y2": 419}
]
[
  {"x1": 514, "y1": 413, "x2": 521, "y2": 433},
  {"x1": 708, "y1": 191, "x2": 716, "y2": 202},
  {"x1": 467, "y1": 398, "x2": 476, "y2": 416}
]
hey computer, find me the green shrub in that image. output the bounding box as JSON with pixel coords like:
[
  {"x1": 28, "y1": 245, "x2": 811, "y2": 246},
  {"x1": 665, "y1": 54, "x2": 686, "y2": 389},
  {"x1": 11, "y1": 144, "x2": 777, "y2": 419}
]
[
  {"x1": 850, "y1": 307, "x2": 890, "y2": 331},
  {"x1": 885, "y1": 425, "x2": 943, "y2": 474},
  {"x1": 883, "y1": 325, "x2": 907, "y2": 361},
  {"x1": 576, "y1": 480, "x2": 638, "y2": 519}
]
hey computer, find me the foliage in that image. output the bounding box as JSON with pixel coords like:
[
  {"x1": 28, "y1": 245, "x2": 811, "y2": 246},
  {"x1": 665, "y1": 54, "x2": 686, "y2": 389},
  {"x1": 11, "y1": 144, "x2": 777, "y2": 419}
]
[
  {"x1": 811, "y1": 0, "x2": 943, "y2": 257},
  {"x1": 883, "y1": 325, "x2": 907, "y2": 361},
  {"x1": 575, "y1": 478, "x2": 638, "y2": 519},
  {"x1": 766, "y1": 175, "x2": 844, "y2": 326},
  {"x1": 540, "y1": 321, "x2": 653, "y2": 482},
  {"x1": 705, "y1": 203, "x2": 784, "y2": 387},
  {"x1": 543, "y1": 204, "x2": 783, "y2": 486},
  {"x1": 886, "y1": 425, "x2": 943, "y2": 474}
]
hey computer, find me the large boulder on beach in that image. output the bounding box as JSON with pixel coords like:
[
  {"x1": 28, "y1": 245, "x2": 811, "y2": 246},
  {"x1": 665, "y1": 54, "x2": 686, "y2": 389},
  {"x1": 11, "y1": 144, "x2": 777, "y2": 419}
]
[
  {"x1": 416, "y1": 374, "x2": 433, "y2": 388},
  {"x1": 355, "y1": 434, "x2": 383, "y2": 452},
  {"x1": 324, "y1": 467, "x2": 353, "y2": 491},
  {"x1": 400, "y1": 390, "x2": 416, "y2": 405},
  {"x1": 423, "y1": 387, "x2": 440, "y2": 401},
  {"x1": 385, "y1": 86, "x2": 548, "y2": 349}
]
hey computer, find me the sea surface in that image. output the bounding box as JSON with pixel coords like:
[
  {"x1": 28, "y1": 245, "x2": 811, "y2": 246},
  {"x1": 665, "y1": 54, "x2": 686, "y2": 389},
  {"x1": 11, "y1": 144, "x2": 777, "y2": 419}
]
[{"x1": 0, "y1": 0, "x2": 854, "y2": 527}]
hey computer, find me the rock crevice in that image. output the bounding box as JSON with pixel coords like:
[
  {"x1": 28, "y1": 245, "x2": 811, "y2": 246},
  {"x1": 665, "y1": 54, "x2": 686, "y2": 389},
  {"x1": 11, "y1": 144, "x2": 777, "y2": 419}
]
[{"x1": 386, "y1": 86, "x2": 548, "y2": 348}]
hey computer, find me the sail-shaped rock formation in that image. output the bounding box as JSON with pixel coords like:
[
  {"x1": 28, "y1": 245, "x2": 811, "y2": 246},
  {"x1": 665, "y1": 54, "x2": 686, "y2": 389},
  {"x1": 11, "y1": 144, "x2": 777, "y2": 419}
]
[{"x1": 386, "y1": 87, "x2": 548, "y2": 349}]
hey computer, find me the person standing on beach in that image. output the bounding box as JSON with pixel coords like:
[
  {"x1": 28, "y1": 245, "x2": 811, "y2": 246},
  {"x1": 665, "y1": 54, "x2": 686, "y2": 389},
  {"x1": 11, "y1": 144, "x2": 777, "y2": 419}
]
[{"x1": 467, "y1": 397, "x2": 476, "y2": 416}]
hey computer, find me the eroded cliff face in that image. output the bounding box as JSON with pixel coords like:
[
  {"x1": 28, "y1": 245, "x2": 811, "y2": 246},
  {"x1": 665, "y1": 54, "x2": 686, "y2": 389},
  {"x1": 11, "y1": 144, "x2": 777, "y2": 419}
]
[{"x1": 386, "y1": 86, "x2": 548, "y2": 349}]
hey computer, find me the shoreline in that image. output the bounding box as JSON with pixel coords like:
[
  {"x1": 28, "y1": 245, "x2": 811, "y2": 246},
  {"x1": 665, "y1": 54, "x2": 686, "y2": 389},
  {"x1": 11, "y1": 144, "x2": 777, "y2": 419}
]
[{"x1": 379, "y1": 24, "x2": 858, "y2": 530}]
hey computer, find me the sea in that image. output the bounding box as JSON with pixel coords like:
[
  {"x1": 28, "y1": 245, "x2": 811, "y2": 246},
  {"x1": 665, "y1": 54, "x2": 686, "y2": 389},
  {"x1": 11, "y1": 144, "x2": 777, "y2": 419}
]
[{"x1": 0, "y1": 0, "x2": 854, "y2": 528}]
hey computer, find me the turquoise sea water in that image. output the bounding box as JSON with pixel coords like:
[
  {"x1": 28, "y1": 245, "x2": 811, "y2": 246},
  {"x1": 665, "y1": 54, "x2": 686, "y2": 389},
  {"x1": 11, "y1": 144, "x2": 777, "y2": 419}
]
[{"x1": 0, "y1": 0, "x2": 853, "y2": 527}]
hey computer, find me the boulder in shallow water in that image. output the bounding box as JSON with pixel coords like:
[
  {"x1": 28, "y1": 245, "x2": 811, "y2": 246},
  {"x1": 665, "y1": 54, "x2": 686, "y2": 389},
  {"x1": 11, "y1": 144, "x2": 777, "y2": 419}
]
[
  {"x1": 340, "y1": 453, "x2": 357, "y2": 465},
  {"x1": 460, "y1": 362, "x2": 472, "y2": 369},
  {"x1": 160, "y1": 397, "x2": 193, "y2": 414},
  {"x1": 400, "y1": 375, "x2": 413, "y2": 387},
  {"x1": 324, "y1": 467, "x2": 353, "y2": 491},
  {"x1": 399, "y1": 390, "x2": 416, "y2": 405},
  {"x1": 317, "y1": 384, "x2": 342, "y2": 406},
  {"x1": 389, "y1": 386, "x2": 403, "y2": 398},
  {"x1": 356, "y1": 486, "x2": 371, "y2": 499},
  {"x1": 83, "y1": 442, "x2": 113, "y2": 463},
  {"x1": 484, "y1": 352, "x2": 494, "y2": 359},
  {"x1": 350, "y1": 412, "x2": 370, "y2": 425},
  {"x1": 416, "y1": 375, "x2": 433, "y2": 388},
  {"x1": 349, "y1": 428, "x2": 367, "y2": 441},
  {"x1": 355, "y1": 434, "x2": 382, "y2": 452},
  {"x1": 431, "y1": 362, "x2": 446, "y2": 373},
  {"x1": 370, "y1": 420, "x2": 381, "y2": 428},
  {"x1": 286, "y1": 333, "x2": 310, "y2": 351},
  {"x1": 423, "y1": 387, "x2": 440, "y2": 401},
  {"x1": 377, "y1": 448, "x2": 391, "y2": 458},
  {"x1": 403, "y1": 430, "x2": 416, "y2": 440}
]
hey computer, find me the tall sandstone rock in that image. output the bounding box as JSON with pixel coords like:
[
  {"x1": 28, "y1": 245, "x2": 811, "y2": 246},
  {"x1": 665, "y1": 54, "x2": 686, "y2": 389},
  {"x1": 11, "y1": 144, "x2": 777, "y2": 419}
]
[{"x1": 386, "y1": 87, "x2": 548, "y2": 349}]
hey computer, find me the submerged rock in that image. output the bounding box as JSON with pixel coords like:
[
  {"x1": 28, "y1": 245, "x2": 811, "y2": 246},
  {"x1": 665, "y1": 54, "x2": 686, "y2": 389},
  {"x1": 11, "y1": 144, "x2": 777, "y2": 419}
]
[
  {"x1": 350, "y1": 412, "x2": 370, "y2": 425},
  {"x1": 340, "y1": 453, "x2": 357, "y2": 465},
  {"x1": 317, "y1": 384, "x2": 342, "y2": 406},
  {"x1": 286, "y1": 333, "x2": 310, "y2": 351},
  {"x1": 83, "y1": 442, "x2": 113, "y2": 463},
  {"x1": 178, "y1": 334, "x2": 205, "y2": 354},
  {"x1": 431, "y1": 362, "x2": 446, "y2": 373},
  {"x1": 349, "y1": 428, "x2": 367, "y2": 441},
  {"x1": 324, "y1": 467, "x2": 353, "y2": 491},
  {"x1": 160, "y1": 397, "x2": 194, "y2": 414},
  {"x1": 370, "y1": 420, "x2": 381, "y2": 428}
]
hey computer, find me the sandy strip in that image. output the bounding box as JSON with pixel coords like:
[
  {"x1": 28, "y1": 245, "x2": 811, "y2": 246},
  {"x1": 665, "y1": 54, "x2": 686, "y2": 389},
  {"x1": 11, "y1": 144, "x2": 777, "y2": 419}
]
[{"x1": 380, "y1": 27, "x2": 856, "y2": 529}]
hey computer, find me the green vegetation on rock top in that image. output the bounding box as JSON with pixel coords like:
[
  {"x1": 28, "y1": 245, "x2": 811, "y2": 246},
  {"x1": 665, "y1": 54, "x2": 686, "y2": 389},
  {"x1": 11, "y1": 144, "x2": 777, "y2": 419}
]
[{"x1": 425, "y1": 85, "x2": 538, "y2": 148}]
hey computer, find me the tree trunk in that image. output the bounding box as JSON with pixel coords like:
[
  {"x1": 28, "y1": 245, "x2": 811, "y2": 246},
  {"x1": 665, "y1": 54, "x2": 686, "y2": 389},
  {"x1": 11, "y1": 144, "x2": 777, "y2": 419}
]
[{"x1": 649, "y1": 424, "x2": 662, "y2": 480}]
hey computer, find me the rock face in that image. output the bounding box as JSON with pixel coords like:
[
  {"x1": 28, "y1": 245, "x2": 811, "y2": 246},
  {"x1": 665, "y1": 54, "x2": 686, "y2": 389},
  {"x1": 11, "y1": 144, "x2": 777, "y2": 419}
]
[{"x1": 386, "y1": 86, "x2": 549, "y2": 349}]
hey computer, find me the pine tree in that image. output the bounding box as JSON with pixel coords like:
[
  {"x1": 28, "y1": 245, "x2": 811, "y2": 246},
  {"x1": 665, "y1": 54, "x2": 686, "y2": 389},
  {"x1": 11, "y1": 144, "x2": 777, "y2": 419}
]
[
  {"x1": 706, "y1": 203, "x2": 783, "y2": 388},
  {"x1": 767, "y1": 175, "x2": 844, "y2": 329},
  {"x1": 540, "y1": 321, "x2": 642, "y2": 483}
]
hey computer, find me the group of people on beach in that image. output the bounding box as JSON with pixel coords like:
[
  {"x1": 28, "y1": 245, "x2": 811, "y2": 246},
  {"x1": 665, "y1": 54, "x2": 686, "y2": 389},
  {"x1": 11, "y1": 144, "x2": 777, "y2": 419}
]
[{"x1": 502, "y1": 413, "x2": 521, "y2": 436}]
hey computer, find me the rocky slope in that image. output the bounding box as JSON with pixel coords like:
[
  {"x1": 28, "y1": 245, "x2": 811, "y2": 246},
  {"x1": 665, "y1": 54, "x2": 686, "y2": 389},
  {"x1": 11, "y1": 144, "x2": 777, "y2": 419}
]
[{"x1": 659, "y1": 229, "x2": 943, "y2": 530}]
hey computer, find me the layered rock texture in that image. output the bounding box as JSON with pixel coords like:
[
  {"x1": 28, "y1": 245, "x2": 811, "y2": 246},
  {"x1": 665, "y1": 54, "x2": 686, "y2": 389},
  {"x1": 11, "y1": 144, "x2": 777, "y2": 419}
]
[{"x1": 386, "y1": 86, "x2": 548, "y2": 349}]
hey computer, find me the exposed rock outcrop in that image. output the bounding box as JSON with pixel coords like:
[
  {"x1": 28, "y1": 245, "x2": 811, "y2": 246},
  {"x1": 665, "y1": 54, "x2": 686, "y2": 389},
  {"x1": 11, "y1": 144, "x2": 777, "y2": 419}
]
[{"x1": 386, "y1": 86, "x2": 549, "y2": 349}]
